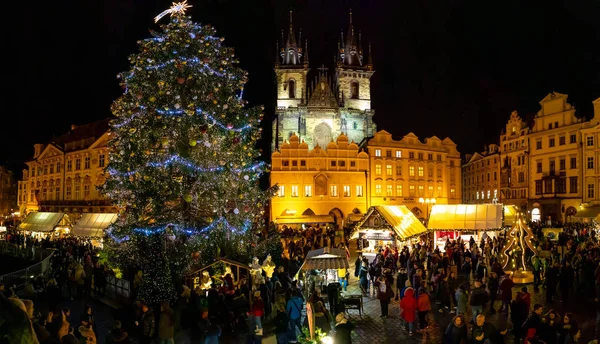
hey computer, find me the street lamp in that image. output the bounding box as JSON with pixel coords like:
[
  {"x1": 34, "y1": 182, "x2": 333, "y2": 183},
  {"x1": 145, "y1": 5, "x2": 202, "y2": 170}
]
[{"x1": 419, "y1": 197, "x2": 436, "y2": 224}]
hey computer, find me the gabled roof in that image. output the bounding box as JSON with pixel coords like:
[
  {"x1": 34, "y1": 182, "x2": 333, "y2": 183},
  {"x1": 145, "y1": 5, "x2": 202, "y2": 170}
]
[
  {"x1": 539, "y1": 92, "x2": 568, "y2": 103},
  {"x1": 37, "y1": 143, "x2": 64, "y2": 161},
  {"x1": 53, "y1": 118, "x2": 111, "y2": 149},
  {"x1": 466, "y1": 152, "x2": 484, "y2": 164}
]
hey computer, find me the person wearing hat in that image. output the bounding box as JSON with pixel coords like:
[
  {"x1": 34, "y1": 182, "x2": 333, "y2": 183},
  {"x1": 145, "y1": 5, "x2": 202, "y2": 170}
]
[{"x1": 334, "y1": 313, "x2": 355, "y2": 344}]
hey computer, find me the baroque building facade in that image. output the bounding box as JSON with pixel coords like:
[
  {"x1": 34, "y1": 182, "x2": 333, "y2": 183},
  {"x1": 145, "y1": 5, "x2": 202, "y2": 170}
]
[
  {"x1": 17, "y1": 119, "x2": 116, "y2": 218},
  {"x1": 462, "y1": 144, "x2": 501, "y2": 204},
  {"x1": 527, "y1": 92, "x2": 584, "y2": 222},
  {"x1": 270, "y1": 133, "x2": 369, "y2": 228},
  {"x1": 363, "y1": 130, "x2": 462, "y2": 220},
  {"x1": 580, "y1": 98, "x2": 600, "y2": 205},
  {"x1": 272, "y1": 11, "x2": 376, "y2": 151},
  {"x1": 499, "y1": 111, "x2": 530, "y2": 209}
]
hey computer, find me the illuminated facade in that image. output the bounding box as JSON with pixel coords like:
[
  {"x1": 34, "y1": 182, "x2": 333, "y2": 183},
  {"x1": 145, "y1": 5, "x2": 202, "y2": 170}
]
[
  {"x1": 270, "y1": 133, "x2": 369, "y2": 227},
  {"x1": 17, "y1": 119, "x2": 116, "y2": 218},
  {"x1": 364, "y1": 130, "x2": 462, "y2": 221},
  {"x1": 580, "y1": 98, "x2": 600, "y2": 205},
  {"x1": 462, "y1": 144, "x2": 501, "y2": 204},
  {"x1": 528, "y1": 92, "x2": 584, "y2": 222},
  {"x1": 0, "y1": 166, "x2": 17, "y2": 216},
  {"x1": 272, "y1": 10, "x2": 376, "y2": 151},
  {"x1": 499, "y1": 111, "x2": 530, "y2": 209}
]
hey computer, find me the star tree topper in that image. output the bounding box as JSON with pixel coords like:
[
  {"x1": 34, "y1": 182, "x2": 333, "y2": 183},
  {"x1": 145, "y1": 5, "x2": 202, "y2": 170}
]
[{"x1": 154, "y1": 0, "x2": 193, "y2": 23}]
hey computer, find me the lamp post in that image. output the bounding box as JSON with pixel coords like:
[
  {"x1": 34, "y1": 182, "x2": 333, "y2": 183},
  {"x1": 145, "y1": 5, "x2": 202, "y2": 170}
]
[{"x1": 419, "y1": 197, "x2": 436, "y2": 225}]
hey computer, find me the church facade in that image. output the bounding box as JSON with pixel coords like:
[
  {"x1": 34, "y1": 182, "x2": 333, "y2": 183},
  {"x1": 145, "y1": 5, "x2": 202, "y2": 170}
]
[{"x1": 272, "y1": 11, "x2": 377, "y2": 151}]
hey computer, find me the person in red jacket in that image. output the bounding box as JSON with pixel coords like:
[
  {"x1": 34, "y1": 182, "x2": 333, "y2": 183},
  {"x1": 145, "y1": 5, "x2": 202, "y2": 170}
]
[
  {"x1": 249, "y1": 291, "x2": 264, "y2": 335},
  {"x1": 417, "y1": 287, "x2": 432, "y2": 332},
  {"x1": 400, "y1": 287, "x2": 418, "y2": 336},
  {"x1": 499, "y1": 274, "x2": 515, "y2": 315}
]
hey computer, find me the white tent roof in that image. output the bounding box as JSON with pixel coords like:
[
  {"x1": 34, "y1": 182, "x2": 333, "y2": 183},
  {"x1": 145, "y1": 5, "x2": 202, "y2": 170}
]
[
  {"x1": 72, "y1": 213, "x2": 118, "y2": 237},
  {"x1": 19, "y1": 212, "x2": 66, "y2": 232},
  {"x1": 427, "y1": 204, "x2": 503, "y2": 230}
]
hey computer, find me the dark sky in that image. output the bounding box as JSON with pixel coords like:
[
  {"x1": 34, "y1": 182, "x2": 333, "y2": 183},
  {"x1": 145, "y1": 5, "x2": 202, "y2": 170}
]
[{"x1": 6, "y1": 0, "x2": 600, "y2": 175}]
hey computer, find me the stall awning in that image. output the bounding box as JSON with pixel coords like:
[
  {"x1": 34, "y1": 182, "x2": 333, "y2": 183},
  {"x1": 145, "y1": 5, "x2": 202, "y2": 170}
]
[
  {"x1": 503, "y1": 205, "x2": 519, "y2": 226},
  {"x1": 275, "y1": 215, "x2": 334, "y2": 224},
  {"x1": 352, "y1": 206, "x2": 428, "y2": 240},
  {"x1": 300, "y1": 248, "x2": 349, "y2": 270},
  {"x1": 72, "y1": 213, "x2": 118, "y2": 237},
  {"x1": 428, "y1": 204, "x2": 503, "y2": 230},
  {"x1": 19, "y1": 212, "x2": 65, "y2": 232},
  {"x1": 573, "y1": 207, "x2": 600, "y2": 219}
]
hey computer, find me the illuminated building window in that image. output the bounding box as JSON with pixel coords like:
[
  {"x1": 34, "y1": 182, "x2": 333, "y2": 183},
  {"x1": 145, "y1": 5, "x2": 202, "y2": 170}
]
[
  {"x1": 409, "y1": 166, "x2": 415, "y2": 176},
  {"x1": 278, "y1": 185, "x2": 285, "y2": 197},
  {"x1": 487, "y1": 190, "x2": 490, "y2": 199},
  {"x1": 450, "y1": 188, "x2": 456, "y2": 197},
  {"x1": 437, "y1": 186, "x2": 442, "y2": 197},
  {"x1": 305, "y1": 185, "x2": 312, "y2": 197},
  {"x1": 331, "y1": 185, "x2": 338, "y2": 197},
  {"x1": 356, "y1": 185, "x2": 363, "y2": 197},
  {"x1": 418, "y1": 167, "x2": 424, "y2": 177},
  {"x1": 396, "y1": 185, "x2": 403, "y2": 197},
  {"x1": 409, "y1": 185, "x2": 415, "y2": 196},
  {"x1": 376, "y1": 164, "x2": 382, "y2": 175},
  {"x1": 476, "y1": 191, "x2": 479, "y2": 200},
  {"x1": 291, "y1": 185, "x2": 299, "y2": 197},
  {"x1": 375, "y1": 149, "x2": 381, "y2": 157},
  {"x1": 386, "y1": 164, "x2": 392, "y2": 175},
  {"x1": 428, "y1": 185, "x2": 434, "y2": 197},
  {"x1": 386, "y1": 184, "x2": 393, "y2": 196},
  {"x1": 343, "y1": 185, "x2": 351, "y2": 197},
  {"x1": 375, "y1": 184, "x2": 382, "y2": 196},
  {"x1": 396, "y1": 151, "x2": 401, "y2": 158},
  {"x1": 418, "y1": 185, "x2": 424, "y2": 196}
]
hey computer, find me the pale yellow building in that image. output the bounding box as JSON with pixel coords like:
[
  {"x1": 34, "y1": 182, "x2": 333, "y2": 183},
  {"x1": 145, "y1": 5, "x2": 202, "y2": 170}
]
[
  {"x1": 499, "y1": 111, "x2": 530, "y2": 209},
  {"x1": 462, "y1": 144, "x2": 501, "y2": 204},
  {"x1": 270, "y1": 133, "x2": 369, "y2": 228},
  {"x1": 580, "y1": 98, "x2": 600, "y2": 206},
  {"x1": 363, "y1": 130, "x2": 462, "y2": 221},
  {"x1": 17, "y1": 119, "x2": 116, "y2": 219},
  {"x1": 528, "y1": 92, "x2": 584, "y2": 222}
]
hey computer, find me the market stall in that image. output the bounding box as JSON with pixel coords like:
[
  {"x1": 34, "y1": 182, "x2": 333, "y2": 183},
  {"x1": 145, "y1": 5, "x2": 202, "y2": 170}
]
[
  {"x1": 350, "y1": 206, "x2": 428, "y2": 260},
  {"x1": 18, "y1": 212, "x2": 71, "y2": 239},
  {"x1": 297, "y1": 247, "x2": 349, "y2": 298},
  {"x1": 427, "y1": 204, "x2": 505, "y2": 252},
  {"x1": 186, "y1": 257, "x2": 251, "y2": 294},
  {"x1": 71, "y1": 213, "x2": 118, "y2": 248}
]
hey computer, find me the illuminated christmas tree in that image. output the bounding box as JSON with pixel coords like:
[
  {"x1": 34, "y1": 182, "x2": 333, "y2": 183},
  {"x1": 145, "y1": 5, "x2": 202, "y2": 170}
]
[
  {"x1": 101, "y1": 1, "x2": 274, "y2": 303},
  {"x1": 501, "y1": 212, "x2": 538, "y2": 283}
]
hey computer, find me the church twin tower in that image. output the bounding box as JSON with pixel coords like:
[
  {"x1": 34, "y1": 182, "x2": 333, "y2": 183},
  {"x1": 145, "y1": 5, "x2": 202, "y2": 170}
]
[{"x1": 272, "y1": 10, "x2": 377, "y2": 151}]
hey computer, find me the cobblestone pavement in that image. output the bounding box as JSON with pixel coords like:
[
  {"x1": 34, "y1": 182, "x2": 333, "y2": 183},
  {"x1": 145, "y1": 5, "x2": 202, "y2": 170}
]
[{"x1": 340, "y1": 253, "x2": 599, "y2": 344}]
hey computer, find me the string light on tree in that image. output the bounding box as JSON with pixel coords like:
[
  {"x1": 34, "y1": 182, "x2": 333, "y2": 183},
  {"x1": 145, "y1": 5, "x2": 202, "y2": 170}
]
[{"x1": 102, "y1": 2, "x2": 276, "y2": 303}]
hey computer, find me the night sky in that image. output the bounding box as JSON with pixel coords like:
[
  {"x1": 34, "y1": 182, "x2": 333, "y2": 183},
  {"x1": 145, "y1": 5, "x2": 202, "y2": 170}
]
[{"x1": 6, "y1": 0, "x2": 600, "y2": 175}]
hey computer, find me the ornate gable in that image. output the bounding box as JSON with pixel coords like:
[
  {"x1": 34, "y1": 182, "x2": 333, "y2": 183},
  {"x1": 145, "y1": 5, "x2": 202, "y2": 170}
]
[{"x1": 37, "y1": 144, "x2": 64, "y2": 161}]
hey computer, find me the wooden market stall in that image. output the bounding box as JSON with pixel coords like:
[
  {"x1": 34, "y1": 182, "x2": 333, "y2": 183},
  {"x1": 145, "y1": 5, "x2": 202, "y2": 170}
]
[
  {"x1": 71, "y1": 213, "x2": 118, "y2": 248},
  {"x1": 186, "y1": 257, "x2": 251, "y2": 293},
  {"x1": 427, "y1": 204, "x2": 506, "y2": 252},
  {"x1": 18, "y1": 212, "x2": 71, "y2": 239},
  {"x1": 350, "y1": 206, "x2": 428, "y2": 260},
  {"x1": 297, "y1": 247, "x2": 349, "y2": 297}
]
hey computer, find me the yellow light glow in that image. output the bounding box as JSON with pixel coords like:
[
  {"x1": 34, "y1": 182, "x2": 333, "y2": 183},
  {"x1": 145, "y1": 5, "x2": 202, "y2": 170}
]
[{"x1": 154, "y1": 1, "x2": 193, "y2": 23}]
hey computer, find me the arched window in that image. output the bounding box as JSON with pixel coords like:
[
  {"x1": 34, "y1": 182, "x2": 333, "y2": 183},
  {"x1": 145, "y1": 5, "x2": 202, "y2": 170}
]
[
  {"x1": 288, "y1": 79, "x2": 296, "y2": 99},
  {"x1": 350, "y1": 81, "x2": 359, "y2": 99}
]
